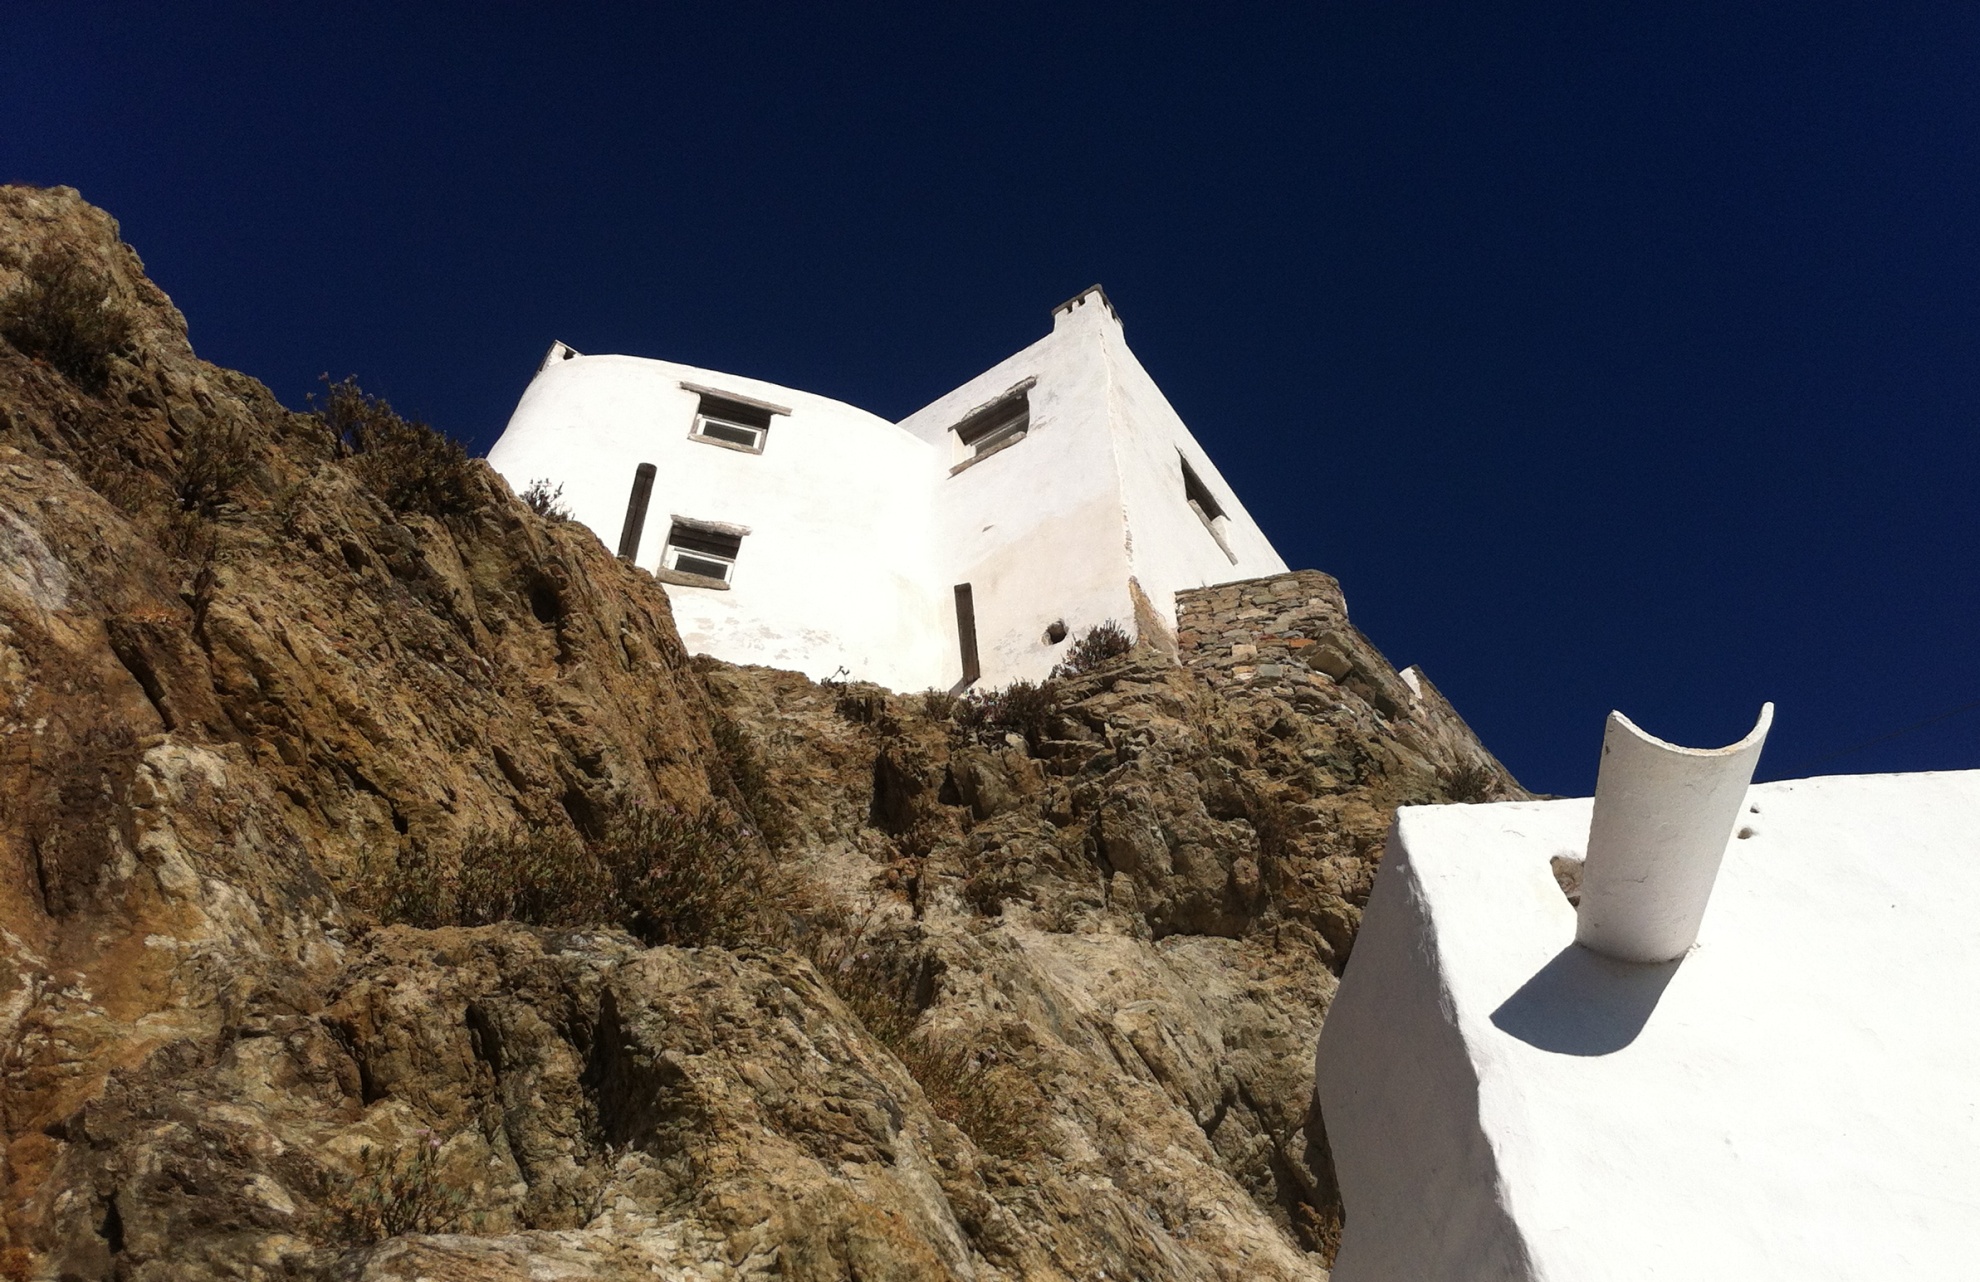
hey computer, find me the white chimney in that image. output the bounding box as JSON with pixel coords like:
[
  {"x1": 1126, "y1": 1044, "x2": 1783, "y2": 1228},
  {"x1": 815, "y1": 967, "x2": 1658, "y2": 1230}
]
[{"x1": 1576, "y1": 704, "x2": 1773, "y2": 963}]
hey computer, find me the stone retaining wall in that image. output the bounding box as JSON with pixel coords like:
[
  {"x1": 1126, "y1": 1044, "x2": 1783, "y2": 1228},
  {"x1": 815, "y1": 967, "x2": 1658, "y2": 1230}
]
[
  {"x1": 1172, "y1": 570, "x2": 1523, "y2": 798},
  {"x1": 1175, "y1": 570, "x2": 1411, "y2": 718}
]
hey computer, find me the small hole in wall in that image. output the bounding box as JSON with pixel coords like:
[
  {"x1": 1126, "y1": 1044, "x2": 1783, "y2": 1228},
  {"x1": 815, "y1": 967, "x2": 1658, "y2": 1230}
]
[
  {"x1": 1737, "y1": 827, "x2": 1757, "y2": 840},
  {"x1": 1043, "y1": 620, "x2": 1068, "y2": 645}
]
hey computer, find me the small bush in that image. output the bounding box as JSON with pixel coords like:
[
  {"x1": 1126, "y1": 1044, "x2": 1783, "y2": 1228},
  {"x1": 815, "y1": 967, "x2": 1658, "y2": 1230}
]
[
  {"x1": 520, "y1": 477, "x2": 569, "y2": 520},
  {"x1": 919, "y1": 688, "x2": 958, "y2": 720},
  {"x1": 377, "y1": 803, "x2": 781, "y2": 947},
  {"x1": 597, "y1": 804, "x2": 776, "y2": 947},
  {"x1": 0, "y1": 248, "x2": 134, "y2": 393},
  {"x1": 318, "y1": 376, "x2": 477, "y2": 518},
  {"x1": 455, "y1": 825, "x2": 597, "y2": 926},
  {"x1": 894, "y1": 1038, "x2": 1041, "y2": 1160},
  {"x1": 1050, "y1": 620, "x2": 1133, "y2": 679},
  {"x1": 1438, "y1": 762, "x2": 1500, "y2": 804},
  {"x1": 322, "y1": 1133, "x2": 472, "y2": 1243},
  {"x1": 174, "y1": 416, "x2": 256, "y2": 516},
  {"x1": 956, "y1": 679, "x2": 1059, "y2": 752}
]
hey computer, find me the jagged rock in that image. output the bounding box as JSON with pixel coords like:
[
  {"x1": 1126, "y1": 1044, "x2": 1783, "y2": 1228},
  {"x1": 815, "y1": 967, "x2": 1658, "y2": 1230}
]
[{"x1": 0, "y1": 185, "x2": 1523, "y2": 1280}]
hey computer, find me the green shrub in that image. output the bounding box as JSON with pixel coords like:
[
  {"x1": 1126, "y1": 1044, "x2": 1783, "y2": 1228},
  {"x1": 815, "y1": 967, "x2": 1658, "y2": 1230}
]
[
  {"x1": 0, "y1": 248, "x2": 134, "y2": 393},
  {"x1": 595, "y1": 804, "x2": 775, "y2": 947},
  {"x1": 709, "y1": 710, "x2": 796, "y2": 850},
  {"x1": 1050, "y1": 619, "x2": 1134, "y2": 679},
  {"x1": 318, "y1": 376, "x2": 477, "y2": 518}
]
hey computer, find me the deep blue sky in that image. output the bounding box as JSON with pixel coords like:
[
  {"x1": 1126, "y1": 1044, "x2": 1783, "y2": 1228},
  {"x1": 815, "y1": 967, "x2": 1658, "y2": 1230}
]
[{"x1": 7, "y1": 3, "x2": 1978, "y2": 794}]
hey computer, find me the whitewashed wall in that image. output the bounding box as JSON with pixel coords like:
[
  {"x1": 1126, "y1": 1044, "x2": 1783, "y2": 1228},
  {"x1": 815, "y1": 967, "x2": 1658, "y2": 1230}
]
[
  {"x1": 896, "y1": 288, "x2": 1286, "y2": 684},
  {"x1": 490, "y1": 353, "x2": 951, "y2": 691},
  {"x1": 1099, "y1": 313, "x2": 1289, "y2": 624},
  {"x1": 489, "y1": 290, "x2": 1292, "y2": 693},
  {"x1": 896, "y1": 292, "x2": 1137, "y2": 685}
]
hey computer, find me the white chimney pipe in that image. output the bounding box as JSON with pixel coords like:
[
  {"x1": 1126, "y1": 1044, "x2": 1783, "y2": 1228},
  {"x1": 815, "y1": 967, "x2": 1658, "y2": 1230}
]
[{"x1": 1576, "y1": 704, "x2": 1773, "y2": 964}]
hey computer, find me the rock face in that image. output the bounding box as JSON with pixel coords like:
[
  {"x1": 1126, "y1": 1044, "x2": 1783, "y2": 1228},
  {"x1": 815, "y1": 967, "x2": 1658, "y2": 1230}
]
[{"x1": 0, "y1": 185, "x2": 1523, "y2": 1280}]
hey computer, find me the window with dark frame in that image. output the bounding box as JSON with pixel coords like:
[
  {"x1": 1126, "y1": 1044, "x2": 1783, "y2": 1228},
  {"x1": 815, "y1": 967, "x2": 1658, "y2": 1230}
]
[
  {"x1": 952, "y1": 393, "x2": 1029, "y2": 461},
  {"x1": 691, "y1": 393, "x2": 775, "y2": 452},
  {"x1": 663, "y1": 522, "x2": 744, "y2": 583}
]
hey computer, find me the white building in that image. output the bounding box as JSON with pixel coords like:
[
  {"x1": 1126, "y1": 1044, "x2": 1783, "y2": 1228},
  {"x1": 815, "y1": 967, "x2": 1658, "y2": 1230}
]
[
  {"x1": 1313, "y1": 708, "x2": 1980, "y2": 1281},
  {"x1": 487, "y1": 287, "x2": 1286, "y2": 691}
]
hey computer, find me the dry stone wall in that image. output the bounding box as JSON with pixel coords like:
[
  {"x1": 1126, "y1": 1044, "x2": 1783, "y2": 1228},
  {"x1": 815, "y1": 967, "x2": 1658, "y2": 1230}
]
[{"x1": 1177, "y1": 570, "x2": 1518, "y2": 794}]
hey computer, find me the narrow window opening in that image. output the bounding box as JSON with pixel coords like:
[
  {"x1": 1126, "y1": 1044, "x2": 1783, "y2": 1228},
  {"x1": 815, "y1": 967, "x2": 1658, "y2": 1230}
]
[
  {"x1": 663, "y1": 522, "x2": 744, "y2": 584},
  {"x1": 1180, "y1": 453, "x2": 1238, "y2": 564},
  {"x1": 953, "y1": 584, "x2": 981, "y2": 689},
  {"x1": 1181, "y1": 455, "x2": 1225, "y2": 521},
  {"x1": 691, "y1": 393, "x2": 774, "y2": 453},
  {"x1": 618, "y1": 462, "x2": 657, "y2": 561},
  {"x1": 953, "y1": 393, "x2": 1029, "y2": 463}
]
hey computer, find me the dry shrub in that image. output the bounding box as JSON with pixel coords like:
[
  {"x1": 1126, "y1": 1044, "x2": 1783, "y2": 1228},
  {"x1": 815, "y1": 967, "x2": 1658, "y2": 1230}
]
[
  {"x1": 894, "y1": 1037, "x2": 1040, "y2": 1160},
  {"x1": 520, "y1": 477, "x2": 569, "y2": 520},
  {"x1": 918, "y1": 688, "x2": 958, "y2": 720},
  {"x1": 828, "y1": 961, "x2": 1041, "y2": 1160},
  {"x1": 318, "y1": 376, "x2": 477, "y2": 518},
  {"x1": 173, "y1": 415, "x2": 256, "y2": 517},
  {"x1": 956, "y1": 678, "x2": 1058, "y2": 752},
  {"x1": 1050, "y1": 619, "x2": 1133, "y2": 679},
  {"x1": 1437, "y1": 761, "x2": 1499, "y2": 804},
  {"x1": 0, "y1": 248, "x2": 134, "y2": 393},
  {"x1": 378, "y1": 803, "x2": 781, "y2": 947},
  {"x1": 319, "y1": 1133, "x2": 472, "y2": 1243}
]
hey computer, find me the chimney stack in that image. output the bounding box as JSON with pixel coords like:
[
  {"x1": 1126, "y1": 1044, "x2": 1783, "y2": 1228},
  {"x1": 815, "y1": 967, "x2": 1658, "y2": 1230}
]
[{"x1": 1576, "y1": 704, "x2": 1773, "y2": 963}]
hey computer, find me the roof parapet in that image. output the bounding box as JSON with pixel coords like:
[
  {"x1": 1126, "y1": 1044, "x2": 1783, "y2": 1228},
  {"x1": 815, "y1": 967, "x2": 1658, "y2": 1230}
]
[
  {"x1": 1576, "y1": 703, "x2": 1774, "y2": 963},
  {"x1": 1051, "y1": 284, "x2": 1120, "y2": 332}
]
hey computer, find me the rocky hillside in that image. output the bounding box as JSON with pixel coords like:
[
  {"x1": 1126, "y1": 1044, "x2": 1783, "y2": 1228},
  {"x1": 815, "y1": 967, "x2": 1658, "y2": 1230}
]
[{"x1": 0, "y1": 186, "x2": 1521, "y2": 1281}]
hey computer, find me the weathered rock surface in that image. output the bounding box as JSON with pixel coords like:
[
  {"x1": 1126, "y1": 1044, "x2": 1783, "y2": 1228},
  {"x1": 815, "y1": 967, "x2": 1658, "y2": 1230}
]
[{"x1": 0, "y1": 185, "x2": 1522, "y2": 1280}]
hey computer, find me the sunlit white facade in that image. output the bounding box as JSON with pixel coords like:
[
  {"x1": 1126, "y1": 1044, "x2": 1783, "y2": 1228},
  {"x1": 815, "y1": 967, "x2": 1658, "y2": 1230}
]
[{"x1": 488, "y1": 287, "x2": 1286, "y2": 691}]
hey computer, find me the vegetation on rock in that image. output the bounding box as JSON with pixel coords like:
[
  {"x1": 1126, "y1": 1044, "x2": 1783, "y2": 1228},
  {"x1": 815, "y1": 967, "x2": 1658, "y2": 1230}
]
[
  {"x1": 0, "y1": 184, "x2": 1523, "y2": 1282},
  {"x1": 0, "y1": 245, "x2": 133, "y2": 392}
]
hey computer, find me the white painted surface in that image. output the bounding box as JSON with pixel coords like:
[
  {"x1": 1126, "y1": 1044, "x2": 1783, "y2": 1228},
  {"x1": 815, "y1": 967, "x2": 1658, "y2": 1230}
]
[
  {"x1": 1578, "y1": 705, "x2": 1772, "y2": 962},
  {"x1": 489, "y1": 288, "x2": 1289, "y2": 690},
  {"x1": 1316, "y1": 769, "x2": 1980, "y2": 1281},
  {"x1": 489, "y1": 355, "x2": 948, "y2": 691},
  {"x1": 896, "y1": 287, "x2": 1287, "y2": 684}
]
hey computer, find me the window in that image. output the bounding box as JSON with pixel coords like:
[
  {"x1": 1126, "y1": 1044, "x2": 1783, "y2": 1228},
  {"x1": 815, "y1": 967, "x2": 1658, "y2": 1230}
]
[
  {"x1": 1181, "y1": 454, "x2": 1238, "y2": 563},
  {"x1": 683, "y1": 384, "x2": 788, "y2": 453},
  {"x1": 952, "y1": 392, "x2": 1029, "y2": 464},
  {"x1": 663, "y1": 521, "x2": 744, "y2": 583},
  {"x1": 691, "y1": 394, "x2": 773, "y2": 452}
]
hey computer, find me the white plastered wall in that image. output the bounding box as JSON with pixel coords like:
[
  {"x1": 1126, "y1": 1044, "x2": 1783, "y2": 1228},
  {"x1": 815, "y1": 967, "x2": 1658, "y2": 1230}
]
[
  {"x1": 895, "y1": 288, "x2": 1286, "y2": 685},
  {"x1": 1316, "y1": 773, "x2": 1980, "y2": 1281},
  {"x1": 1098, "y1": 305, "x2": 1289, "y2": 626},
  {"x1": 489, "y1": 291, "x2": 1294, "y2": 693},
  {"x1": 895, "y1": 295, "x2": 1135, "y2": 686},
  {"x1": 489, "y1": 353, "x2": 951, "y2": 690}
]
